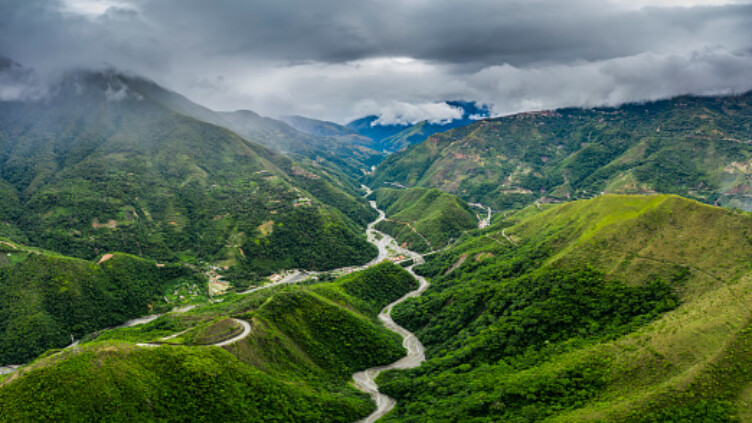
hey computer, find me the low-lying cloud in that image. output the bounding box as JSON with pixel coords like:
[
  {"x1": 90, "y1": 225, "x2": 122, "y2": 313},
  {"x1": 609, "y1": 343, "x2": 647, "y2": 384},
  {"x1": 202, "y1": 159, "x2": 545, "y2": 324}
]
[
  {"x1": 373, "y1": 102, "x2": 464, "y2": 126},
  {"x1": 2, "y1": 0, "x2": 752, "y2": 122},
  {"x1": 0, "y1": 57, "x2": 46, "y2": 101}
]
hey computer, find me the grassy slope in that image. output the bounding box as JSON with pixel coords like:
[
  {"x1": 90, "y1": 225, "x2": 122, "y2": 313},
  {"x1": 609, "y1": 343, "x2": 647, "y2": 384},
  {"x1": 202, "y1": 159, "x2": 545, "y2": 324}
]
[
  {"x1": 371, "y1": 187, "x2": 478, "y2": 253},
  {"x1": 378, "y1": 194, "x2": 752, "y2": 422},
  {"x1": 0, "y1": 344, "x2": 371, "y2": 423},
  {"x1": 370, "y1": 93, "x2": 752, "y2": 211},
  {"x1": 0, "y1": 262, "x2": 417, "y2": 422},
  {"x1": 0, "y1": 239, "x2": 200, "y2": 364}
]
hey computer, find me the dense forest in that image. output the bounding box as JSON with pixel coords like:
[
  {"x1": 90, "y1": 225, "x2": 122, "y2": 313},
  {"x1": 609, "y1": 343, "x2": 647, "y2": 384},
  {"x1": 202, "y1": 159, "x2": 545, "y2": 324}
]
[
  {"x1": 0, "y1": 244, "x2": 200, "y2": 364},
  {"x1": 374, "y1": 195, "x2": 752, "y2": 421}
]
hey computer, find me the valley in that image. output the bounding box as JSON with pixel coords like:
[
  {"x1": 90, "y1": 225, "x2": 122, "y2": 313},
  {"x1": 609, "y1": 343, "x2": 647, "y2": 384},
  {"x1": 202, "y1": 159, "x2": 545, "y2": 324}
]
[
  {"x1": 0, "y1": 192, "x2": 433, "y2": 422},
  {"x1": 2, "y1": 55, "x2": 752, "y2": 423}
]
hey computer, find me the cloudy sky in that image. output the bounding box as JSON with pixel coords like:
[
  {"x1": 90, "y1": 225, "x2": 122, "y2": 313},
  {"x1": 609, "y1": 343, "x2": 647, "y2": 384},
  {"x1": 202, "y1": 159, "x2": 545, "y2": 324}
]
[{"x1": 2, "y1": 0, "x2": 752, "y2": 124}]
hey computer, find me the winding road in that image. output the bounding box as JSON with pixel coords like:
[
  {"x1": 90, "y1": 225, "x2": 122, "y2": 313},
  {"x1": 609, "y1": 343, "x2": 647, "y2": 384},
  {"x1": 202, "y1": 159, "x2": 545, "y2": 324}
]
[
  {"x1": 352, "y1": 187, "x2": 430, "y2": 423},
  {"x1": 135, "y1": 318, "x2": 252, "y2": 348},
  {"x1": 126, "y1": 187, "x2": 405, "y2": 353},
  {"x1": 3, "y1": 186, "x2": 434, "y2": 421}
]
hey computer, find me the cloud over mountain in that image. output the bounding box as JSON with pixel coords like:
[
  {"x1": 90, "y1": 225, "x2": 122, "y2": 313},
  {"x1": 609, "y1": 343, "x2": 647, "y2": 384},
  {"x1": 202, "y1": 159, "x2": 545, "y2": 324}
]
[{"x1": 2, "y1": 0, "x2": 752, "y2": 122}]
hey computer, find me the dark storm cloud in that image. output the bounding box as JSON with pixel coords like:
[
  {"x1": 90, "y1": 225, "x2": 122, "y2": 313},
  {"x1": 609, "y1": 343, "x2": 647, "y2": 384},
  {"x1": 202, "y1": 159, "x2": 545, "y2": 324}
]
[
  {"x1": 1, "y1": 0, "x2": 752, "y2": 122},
  {"x1": 133, "y1": 0, "x2": 752, "y2": 65}
]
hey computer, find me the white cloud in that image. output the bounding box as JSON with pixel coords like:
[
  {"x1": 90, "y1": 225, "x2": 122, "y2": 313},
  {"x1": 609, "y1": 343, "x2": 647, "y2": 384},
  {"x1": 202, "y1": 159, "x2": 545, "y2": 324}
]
[
  {"x1": 612, "y1": 0, "x2": 752, "y2": 8},
  {"x1": 58, "y1": 0, "x2": 136, "y2": 17},
  {"x1": 468, "y1": 49, "x2": 752, "y2": 117},
  {"x1": 172, "y1": 49, "x2": 752, "y2": 123},
  {"x1": 4, "y1": 0, "x2": 752, "y2": 123},
  {"x1": 372, "y1": 101, "x2": 464, "y2": 126}
]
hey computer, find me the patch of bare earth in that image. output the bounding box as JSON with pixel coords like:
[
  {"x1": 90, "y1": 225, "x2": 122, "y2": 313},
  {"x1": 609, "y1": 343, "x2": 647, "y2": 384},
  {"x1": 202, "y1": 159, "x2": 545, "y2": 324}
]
[
  {"x1": 91, "y1": 219, "x2": 117, "y2": 229},
  {"x1": 445, "y1": 253, "x2": 468, "y2": 275}
]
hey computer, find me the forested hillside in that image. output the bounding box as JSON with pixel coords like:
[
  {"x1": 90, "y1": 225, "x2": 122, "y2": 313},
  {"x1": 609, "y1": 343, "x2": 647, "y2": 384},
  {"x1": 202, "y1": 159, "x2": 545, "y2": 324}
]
[
  {"x1": 0, "y1": 263, "x2": 417, "y2": 422},
  {"x1": 0, "y1": 239, "x2": 200, "y2": 364},
  {"x1": 0, "y1": 70, "x2": 377, "y2": 276},
  {"x1": 377, "y1": 195, "x2": 752, "y2": 421},
  {"x1": 370, "y1": 93, "x2": 752, "y2": 211}
]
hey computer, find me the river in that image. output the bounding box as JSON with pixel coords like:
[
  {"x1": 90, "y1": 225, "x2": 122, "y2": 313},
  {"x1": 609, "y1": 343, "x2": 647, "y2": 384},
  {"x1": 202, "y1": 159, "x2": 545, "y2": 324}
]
[
  {"x1": 352, "y1": 187, "x2": 430, "y2": 423},
  {"x1": 2, "y1": 186, "x2": 433, "y2": 420}
]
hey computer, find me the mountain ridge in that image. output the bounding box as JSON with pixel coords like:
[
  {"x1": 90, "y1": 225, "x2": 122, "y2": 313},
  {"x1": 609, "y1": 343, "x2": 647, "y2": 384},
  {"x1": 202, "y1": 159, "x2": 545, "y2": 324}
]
[
  {"x1": 0, "y1": 68, "x2": 377, "y2": 276},
  {"x1": 369, "y1": 91, "x2": 752, "y2": 211}
]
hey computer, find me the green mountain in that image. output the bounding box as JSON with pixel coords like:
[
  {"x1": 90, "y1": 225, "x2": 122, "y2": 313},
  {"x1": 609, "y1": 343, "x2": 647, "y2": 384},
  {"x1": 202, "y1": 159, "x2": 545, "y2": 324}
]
[
  {"x1": 0, "y1": 69, "x2": 376, "y2": 275},
  {"x1": 0, "y1": 238, "x2": 200, "y2": 364},
  {"x1": 76, "y1": 72, "x2": 384, "y2": 178},
  {"x1": 280, "y1": 115, "x2": 376, "y2": 146},
  {"x1": 377, "y1": 121, "x2": 436, "y2": 152},
  {"x1": 370, "y1": 187, "x2": 478, "y2": 253},
  {"x1": 0, "y1": 262, "x2": 417, "y2": 422},
  {"x1": 218, "y1": 111, "x2": 384, "y2": 178},
  {"x1": 377, "y1": 194, "x2": 752, "y2": 421},
  {"x1": 370, "y1": 93, "x2": 752, "y2": 211}
]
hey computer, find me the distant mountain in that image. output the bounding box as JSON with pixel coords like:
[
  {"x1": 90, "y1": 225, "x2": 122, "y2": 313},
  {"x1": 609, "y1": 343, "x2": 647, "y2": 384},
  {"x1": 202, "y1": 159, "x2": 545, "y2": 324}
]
[
  {"x1": 0, "y1": 68, "x2": 377, "y2": 274},
  {"x1": 346, "y1": 115, "x2": 409, "y2": 145},
  {"x1": 346, "y1": 101, "x2": 491, "y2": 152},
  {"x1": 85, "y1": 73, "x2": 383, "y2": 178},
  {"x1": 280, "y1": 115, "x2": 369, "y2": 141},
  {"x1": 219, "y1": 111, "x2": 384, "y2": 177},
  {"x1": 370, "y1": 93, "x2": 752, "y2": 211}
]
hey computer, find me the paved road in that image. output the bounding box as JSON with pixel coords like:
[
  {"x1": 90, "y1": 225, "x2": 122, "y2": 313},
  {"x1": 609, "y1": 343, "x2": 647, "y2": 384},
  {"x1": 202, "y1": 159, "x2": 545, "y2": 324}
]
[{"x1": 136, "y1": 318, "x2": 251, "y2": 348}]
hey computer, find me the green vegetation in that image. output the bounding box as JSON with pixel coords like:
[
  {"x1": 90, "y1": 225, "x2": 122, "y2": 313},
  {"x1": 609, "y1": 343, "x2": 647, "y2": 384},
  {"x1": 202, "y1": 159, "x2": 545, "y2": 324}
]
[
  {"x1": 0, "y1": 70, "x2": 377, "y2": 279},
  {"x1": 0, "y1": 241, "x2": 200, "y2": 364},
  {"x1": 370, "y1": 92, "x2": 752, "y2": 212},
  {"x1": 241, "y1": 206, "x2": 376, "y2": 274},
  {"x1": 373, "y1": 195, "x2": 752, "y2": 421},
  {"x1": 219, "y1": 110, "x2": 384, "y2": 179},
  {"x1": 0, "y1": 344, "x2": 373, "y2": 423},
  {"x1": 371, "y1": 187, "x2": 478, "y2": 253},
  {"x1": 0, "y1": 262, "x2": 418, "y2": 422}
]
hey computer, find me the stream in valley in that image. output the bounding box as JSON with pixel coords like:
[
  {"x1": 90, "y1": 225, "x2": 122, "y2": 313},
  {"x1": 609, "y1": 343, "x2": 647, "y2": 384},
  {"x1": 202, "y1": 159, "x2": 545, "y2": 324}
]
[
  {"x1": 352, "y1": 187, "x2": 430, "y2": 422},
  {"x1": 2, "y1": 187, "x2": 433, "y2": 423}
]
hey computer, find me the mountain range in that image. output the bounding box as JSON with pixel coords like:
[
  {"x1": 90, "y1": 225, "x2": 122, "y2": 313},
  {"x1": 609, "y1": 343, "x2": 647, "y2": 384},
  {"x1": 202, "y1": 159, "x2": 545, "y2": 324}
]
[
  {"x1": 5, "y1": 55, "x2": 752, "y2": 423},
  {"x1": 370, "y1": 93, "x2": 752, "y2": 211}
]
